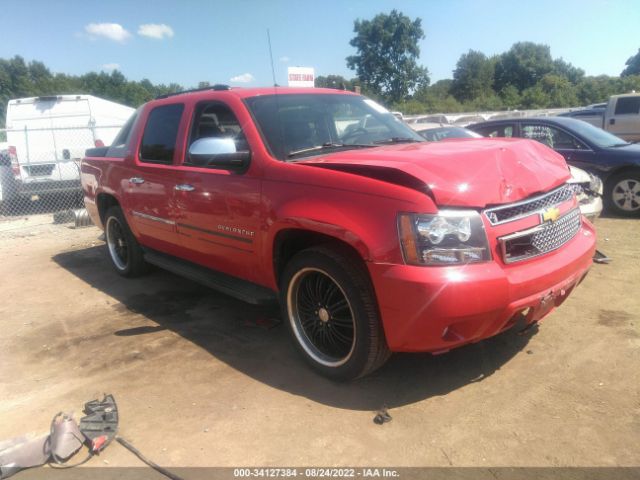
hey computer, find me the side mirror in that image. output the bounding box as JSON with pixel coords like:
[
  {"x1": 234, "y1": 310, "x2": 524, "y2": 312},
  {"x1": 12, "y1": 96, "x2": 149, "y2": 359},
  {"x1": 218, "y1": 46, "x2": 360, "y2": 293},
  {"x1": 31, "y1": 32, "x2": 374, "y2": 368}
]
[{"x1": 188, "y1": 137, "x2": 250, "y2": 171}]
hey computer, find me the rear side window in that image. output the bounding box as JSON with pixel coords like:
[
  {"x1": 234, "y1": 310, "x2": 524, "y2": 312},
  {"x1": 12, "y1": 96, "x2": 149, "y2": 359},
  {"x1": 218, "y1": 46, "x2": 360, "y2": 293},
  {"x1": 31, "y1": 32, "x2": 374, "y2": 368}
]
[
  {"x1": 521, "y1": 124, "x2": 586, "y2": 150},
  {"x1": 107, "y1": 110, "x2": 140, "y2": 158},
  {"x1": 140, "y1": 104, "x2": 184, "y2": 164},
  {"x1": 614, "y1": 97, "x2": 640, "y2": 115}
]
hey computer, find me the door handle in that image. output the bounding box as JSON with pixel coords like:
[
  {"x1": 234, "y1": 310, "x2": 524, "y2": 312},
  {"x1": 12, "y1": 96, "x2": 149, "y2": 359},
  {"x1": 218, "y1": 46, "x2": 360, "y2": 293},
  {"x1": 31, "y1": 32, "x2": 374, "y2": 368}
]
[
  {"x1": 609, "y1": 118, "x2": 616, "y2": 125},
  {"x1": 175, "y1": 184, "x2": 195, "y2": 192},
  {"x1": 129, "y1": 177, "x2": 145, "y2": 184}
]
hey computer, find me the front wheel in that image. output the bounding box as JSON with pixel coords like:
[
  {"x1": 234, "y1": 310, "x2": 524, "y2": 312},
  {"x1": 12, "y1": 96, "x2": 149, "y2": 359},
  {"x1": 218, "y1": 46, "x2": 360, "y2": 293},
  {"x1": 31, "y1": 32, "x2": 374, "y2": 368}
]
[
  {"x1": 605, "y1": 172, "x2": 640, "y2": 217},
  {"x1": 280, "y1": 246, "x2": 390, "y2": 380},
  {"x1": 104, "y1": 206, "x2": 149, "y2": 277}
]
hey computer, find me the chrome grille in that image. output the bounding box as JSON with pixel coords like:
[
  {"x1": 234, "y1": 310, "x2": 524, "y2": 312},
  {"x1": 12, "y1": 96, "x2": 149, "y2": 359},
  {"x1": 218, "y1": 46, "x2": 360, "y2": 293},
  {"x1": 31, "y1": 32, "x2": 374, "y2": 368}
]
[
  {"x1": 500, "y1": 208, "x2": 581, "y2": 263},
  {"x1": 484, "y1": 184, "x2": 574, "y2": 225}
]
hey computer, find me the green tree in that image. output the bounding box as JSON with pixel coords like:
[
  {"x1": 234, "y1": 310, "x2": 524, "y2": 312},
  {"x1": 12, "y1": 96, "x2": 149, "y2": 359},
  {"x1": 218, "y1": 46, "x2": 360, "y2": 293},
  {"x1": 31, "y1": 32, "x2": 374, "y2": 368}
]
[
  {"x1": 520, "y1": 84, "x2": 550, "y2": 108},
  {"x1": 494, "y1": 42, "x2": 554, "y2": 92},
  {"x1": 411, "y1": 80, "x2": 464, "y2": 113},
  {"x1": 451, "y1": 50, "x2": 495, "y2": 102},
  {"x1": 315, "y1": 75, "x2": 351, "y2": 90},
  {"x1": 469, "y1": 94, "x2": 504, "y2": 111},
  {"x1": 621, "y1": 49, "x2": 640, "y2": 77},
  {"x1": 576, "y1": 75, "x2": 619, "y2": 105},
  {"x1": 552, "y1": 58, "x2": 584, "y2": 84},
  {"x1": 619, "y1": 74, "x2": 640, "y2": 93},
  {"x1": 499, "y1": 85, "x2": 521, "y2": 109},
  {"x1": 346, "y1": 10, "x2": 429, "y2": 103},
  {"x1": 539, "y1": 74, "x2": 578, "y2": 107}
]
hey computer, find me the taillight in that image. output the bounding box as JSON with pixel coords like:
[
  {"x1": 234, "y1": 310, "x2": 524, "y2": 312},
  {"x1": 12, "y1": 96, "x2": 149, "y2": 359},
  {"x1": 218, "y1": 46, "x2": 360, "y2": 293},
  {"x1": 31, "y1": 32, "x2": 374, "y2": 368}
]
[{"x1": 8, "y1": 146, "x2": 20, "y2": 176}]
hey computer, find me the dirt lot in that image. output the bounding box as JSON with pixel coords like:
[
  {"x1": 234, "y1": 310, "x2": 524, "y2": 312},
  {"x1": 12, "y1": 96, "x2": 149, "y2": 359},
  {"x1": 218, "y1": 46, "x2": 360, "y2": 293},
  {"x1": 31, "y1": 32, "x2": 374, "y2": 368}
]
[{"x1": 0, "y1": 216, "x2": 638, "y2": 471}]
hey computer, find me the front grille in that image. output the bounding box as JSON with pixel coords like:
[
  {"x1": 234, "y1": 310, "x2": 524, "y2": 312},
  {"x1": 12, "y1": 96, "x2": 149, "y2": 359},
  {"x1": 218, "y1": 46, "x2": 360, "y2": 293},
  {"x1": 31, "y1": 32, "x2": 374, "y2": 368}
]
[
  {"x1": 500, "y1": 208, "x2": 581, "y2": 263},
  {"x1": 24, "y1": 164, "x2": 55, "y2": 177},
  {"x1": 484, "y1": 184, "x2": 574, "y2": 225}
]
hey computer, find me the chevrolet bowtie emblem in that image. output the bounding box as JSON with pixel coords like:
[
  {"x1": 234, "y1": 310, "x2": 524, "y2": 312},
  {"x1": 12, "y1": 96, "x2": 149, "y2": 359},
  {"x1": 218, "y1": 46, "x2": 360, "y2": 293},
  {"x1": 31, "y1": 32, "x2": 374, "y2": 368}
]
[{"x1": 541, "y1": 206, "x2": 560, "y2": 223}]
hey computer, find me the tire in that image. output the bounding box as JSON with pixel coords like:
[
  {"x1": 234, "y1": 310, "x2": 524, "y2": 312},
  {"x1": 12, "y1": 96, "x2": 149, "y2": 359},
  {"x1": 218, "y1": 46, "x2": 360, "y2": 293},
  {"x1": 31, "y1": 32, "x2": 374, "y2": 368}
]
[
  {"x1": 279, "y1": 246, "x2": 390, "y2": 380},
  {"x1": 104, "y1": 206, "x2": 149, "y2": 277},
  {"x1": 604, "y1": 171, "x2": 640, "y2": 217}
]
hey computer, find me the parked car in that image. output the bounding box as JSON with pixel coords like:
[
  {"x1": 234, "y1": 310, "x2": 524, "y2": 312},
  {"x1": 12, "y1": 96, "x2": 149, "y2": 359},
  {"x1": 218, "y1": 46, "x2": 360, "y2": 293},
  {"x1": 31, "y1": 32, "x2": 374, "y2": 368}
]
[
  {"x1": 3, "y1": 95, "x2": 134, "y2": 207},
  {"x1": 406, "y1": 114, "x2": 449, "y2": 130},
  {"x1": 558, "y1": 93, "x2": 640, "y2": 142},
  {"x1": 82, "y1": 87, "x2": 595, "y2": 380},
  {"x1": 468, "y1": 116, "x2": 640, "y2": 216},
  {"x1": 417, "y1": 126, "x2": 482, "y2": 142}
]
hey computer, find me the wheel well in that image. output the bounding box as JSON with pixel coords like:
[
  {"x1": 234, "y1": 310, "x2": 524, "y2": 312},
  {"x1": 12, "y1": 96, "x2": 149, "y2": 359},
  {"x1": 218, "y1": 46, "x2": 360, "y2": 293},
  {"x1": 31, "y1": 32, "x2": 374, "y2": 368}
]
[
  {"x1": 603, "y1": 166, "x2": 640, "y2": 187},
  {"x1": 273, "y1": 229, "x2": 366, "y2": 285},
  {"x1": 96, "y1": 193, "x2": 120, "y2": 226}
]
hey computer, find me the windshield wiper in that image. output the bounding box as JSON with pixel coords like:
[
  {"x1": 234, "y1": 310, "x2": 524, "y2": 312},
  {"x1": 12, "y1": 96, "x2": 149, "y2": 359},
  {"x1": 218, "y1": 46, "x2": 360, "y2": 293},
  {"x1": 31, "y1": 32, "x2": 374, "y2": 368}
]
[
  {"x1": 373, "y1": 137, "x2": 420, "y2": 145},
  {"x1": 609, "y1": 142, "x2": 631, "y2": 148},
  {"x1": 287, "y1": 142, "x2": 374, "y2": 158}
]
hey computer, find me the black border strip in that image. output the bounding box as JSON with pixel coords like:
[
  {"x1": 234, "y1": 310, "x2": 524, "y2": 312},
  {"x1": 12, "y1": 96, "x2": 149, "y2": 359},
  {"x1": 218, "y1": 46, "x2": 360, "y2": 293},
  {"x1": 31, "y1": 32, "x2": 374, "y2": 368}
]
[{"x1": 14, "y1": 467, "x2": 640, "y2": 480}]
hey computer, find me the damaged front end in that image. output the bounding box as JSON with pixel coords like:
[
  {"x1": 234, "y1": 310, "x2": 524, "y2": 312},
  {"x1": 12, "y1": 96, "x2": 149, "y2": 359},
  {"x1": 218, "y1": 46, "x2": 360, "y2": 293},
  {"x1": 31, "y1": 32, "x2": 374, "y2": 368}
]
[{"x1": 567, "y1": 166, "x2": 603, "y2": 223}]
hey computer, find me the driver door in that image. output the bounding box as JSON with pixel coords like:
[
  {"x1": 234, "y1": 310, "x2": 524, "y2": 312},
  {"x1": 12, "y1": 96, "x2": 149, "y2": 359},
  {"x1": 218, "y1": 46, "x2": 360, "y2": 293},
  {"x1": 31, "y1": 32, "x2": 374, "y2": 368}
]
[{"x1": 173, "y1": 101, "x2": 262, "y2": 283}]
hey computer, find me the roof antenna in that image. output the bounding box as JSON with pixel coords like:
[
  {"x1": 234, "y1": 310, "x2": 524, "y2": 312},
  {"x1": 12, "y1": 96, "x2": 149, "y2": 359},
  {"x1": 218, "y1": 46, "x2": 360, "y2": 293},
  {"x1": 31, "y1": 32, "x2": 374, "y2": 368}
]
[{"x1": 267, "y1": 29, "x2": 278, "y2": 87}]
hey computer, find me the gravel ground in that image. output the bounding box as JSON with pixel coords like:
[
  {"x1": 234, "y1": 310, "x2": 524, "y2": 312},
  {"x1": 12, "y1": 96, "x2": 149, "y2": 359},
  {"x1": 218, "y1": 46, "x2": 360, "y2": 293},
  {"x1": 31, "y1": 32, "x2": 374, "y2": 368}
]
[{"x1": 0, "y1": 216, "x2": 638, "y2": 473}]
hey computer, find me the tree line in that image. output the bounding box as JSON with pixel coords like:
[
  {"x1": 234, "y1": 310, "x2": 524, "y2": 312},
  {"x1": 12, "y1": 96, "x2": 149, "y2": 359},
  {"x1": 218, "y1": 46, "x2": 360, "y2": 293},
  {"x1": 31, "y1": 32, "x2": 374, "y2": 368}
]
[
  {"x1": 322, "y1": 10, "x2": 640, "y2": 114},
  {"x1": 0, "y1": 56, "x2": 184, "y2": 130},
  {"x1": 2, "y1": 9, "x2": 640, "y2": 131}
]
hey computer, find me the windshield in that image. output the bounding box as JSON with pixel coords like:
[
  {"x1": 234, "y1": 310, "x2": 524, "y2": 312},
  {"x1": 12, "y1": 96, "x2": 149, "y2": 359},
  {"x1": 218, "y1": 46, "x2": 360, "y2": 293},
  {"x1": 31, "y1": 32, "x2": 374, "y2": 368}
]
[
  {"x1": 244, "y1": 93, "x2": 424, "y2": 160},
  {"x1": 567, "y1": 119, "x2": 629, "y2": 148}
]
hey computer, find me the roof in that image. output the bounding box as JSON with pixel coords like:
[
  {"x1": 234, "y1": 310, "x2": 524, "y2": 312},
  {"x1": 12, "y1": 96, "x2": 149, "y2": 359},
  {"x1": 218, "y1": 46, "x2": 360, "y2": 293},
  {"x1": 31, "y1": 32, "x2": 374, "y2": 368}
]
[
  {"x1": 155, "y1": 86, "x2": 358, "y2": 101},
  {"x1": 470, "y1": 116, "x2": 586, "y2": 128},
  {"x1": 8, "y1": 94, "x2": 102, "y2": 104},
  {"x1": 610, "y1": 92, "x2": 640, "y2": 99}
]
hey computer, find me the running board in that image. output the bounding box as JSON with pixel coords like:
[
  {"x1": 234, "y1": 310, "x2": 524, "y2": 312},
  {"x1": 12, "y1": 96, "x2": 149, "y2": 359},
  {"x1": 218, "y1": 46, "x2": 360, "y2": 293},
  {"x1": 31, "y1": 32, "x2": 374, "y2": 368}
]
[{"x1": 143, "y1": 250, "x2": 277, "y2": 305}]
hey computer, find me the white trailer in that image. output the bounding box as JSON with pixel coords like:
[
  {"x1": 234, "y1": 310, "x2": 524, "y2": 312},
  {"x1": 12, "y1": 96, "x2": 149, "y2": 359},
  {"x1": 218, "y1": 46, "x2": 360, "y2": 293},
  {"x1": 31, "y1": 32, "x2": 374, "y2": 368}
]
[{"x1": 2, "y1": 95, "x2": 134, "y2": 203}]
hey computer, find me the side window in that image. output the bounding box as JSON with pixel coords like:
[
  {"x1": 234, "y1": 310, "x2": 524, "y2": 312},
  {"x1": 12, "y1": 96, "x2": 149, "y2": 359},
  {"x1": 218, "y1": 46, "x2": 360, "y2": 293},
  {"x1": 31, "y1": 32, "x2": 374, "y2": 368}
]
[
  {"x1": 475, "y1": 125, "x2": 513, "y2": 138},
  {"x1": 186, "y1": 102, "x2": 248, "y2": 166},
  {"x1": 614, "y1": 97, "x2": 640, "y2": 115},
  {"x1": 522, "y1": 124, "x2": 585, "y2": 150},
  {"x1": 106, "y1": 110, "x2": 139, "y2": 158},
  {"x1": 140, "y1": 103, "x2": 184, "y2": 164}
]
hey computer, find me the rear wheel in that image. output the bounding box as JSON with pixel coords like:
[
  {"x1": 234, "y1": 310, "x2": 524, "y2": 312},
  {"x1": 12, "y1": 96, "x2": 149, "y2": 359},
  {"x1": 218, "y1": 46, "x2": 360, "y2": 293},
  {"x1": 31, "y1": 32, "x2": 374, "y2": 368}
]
[
  {"x1": 104, "y1": 206, "x2": 148, "y2": 277},
  {"x1": 605, "y1": 171, "x2": 640, "y2": 217},
  {"x1": 280, "y1": 246, "x2": 390, "y2": 380}
]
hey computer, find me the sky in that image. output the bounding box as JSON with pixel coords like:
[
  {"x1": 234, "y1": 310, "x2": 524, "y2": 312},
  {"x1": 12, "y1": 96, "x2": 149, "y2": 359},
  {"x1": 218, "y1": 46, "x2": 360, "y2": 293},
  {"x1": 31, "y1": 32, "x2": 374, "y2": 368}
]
[{"x1": 1, "y1": 0, "x2": 638, "y2": 88}]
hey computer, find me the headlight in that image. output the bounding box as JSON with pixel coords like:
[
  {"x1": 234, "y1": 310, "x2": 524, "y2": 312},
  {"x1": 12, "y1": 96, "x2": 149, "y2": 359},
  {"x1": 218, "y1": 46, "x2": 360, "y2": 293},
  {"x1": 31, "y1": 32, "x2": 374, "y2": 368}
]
[
  {"x1": 588, "y1": 173, "x2": 603, "y2": 195},
  {"x1": 398, "y1": 210, "x2": 491, "y2": 265}
]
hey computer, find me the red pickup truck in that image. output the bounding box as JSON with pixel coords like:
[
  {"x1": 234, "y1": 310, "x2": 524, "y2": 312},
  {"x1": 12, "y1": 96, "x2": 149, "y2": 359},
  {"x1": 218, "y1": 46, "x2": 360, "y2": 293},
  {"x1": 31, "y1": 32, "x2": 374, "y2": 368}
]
[{"x1": 81, "y1": 86, "x2": 596, "y2": 380}]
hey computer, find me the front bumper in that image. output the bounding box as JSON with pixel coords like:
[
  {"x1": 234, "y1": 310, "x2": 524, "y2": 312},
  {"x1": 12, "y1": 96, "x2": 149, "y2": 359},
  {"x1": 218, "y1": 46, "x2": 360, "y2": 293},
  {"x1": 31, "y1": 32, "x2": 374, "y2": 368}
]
[{"x1": 368, "y1": 222, "x2": 596, "y2": 352}]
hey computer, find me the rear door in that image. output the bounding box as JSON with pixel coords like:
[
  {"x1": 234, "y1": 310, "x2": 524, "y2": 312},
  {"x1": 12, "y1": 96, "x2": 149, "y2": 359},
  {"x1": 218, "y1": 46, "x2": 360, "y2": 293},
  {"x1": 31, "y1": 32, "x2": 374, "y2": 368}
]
[
  {"x1": 123, "y1": 103, "x2": 185, "y2": 253},
  {"x1": 173, "y1": 99, "x2": 263, "y2": 283}
]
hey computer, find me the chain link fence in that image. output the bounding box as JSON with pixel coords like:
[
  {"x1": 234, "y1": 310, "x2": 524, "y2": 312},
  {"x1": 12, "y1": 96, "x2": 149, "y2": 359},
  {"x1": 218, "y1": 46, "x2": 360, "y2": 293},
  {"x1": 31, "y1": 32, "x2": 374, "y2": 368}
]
[{"x1": 0, "y1": 125, "x2": 122, "y2": 231}]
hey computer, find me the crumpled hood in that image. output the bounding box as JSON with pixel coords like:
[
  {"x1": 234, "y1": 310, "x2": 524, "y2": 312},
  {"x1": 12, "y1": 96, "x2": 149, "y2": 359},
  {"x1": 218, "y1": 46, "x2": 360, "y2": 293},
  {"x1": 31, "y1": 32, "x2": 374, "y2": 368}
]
[{"x1": 299, "y1": 138, "x2": 571, "y2": 208}]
